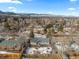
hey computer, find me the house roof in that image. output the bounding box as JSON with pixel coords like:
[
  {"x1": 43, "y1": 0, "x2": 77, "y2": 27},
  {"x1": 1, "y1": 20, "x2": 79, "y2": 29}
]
[
  {"x1": 0, "y1": 40, "x2": 17, "y2": 47},
  {"x1": 31, "y1": 37, "x2": 49, "y2": 45},
  {"x1": 0, "y1": 36, "x2": 26, "y2": 47}
]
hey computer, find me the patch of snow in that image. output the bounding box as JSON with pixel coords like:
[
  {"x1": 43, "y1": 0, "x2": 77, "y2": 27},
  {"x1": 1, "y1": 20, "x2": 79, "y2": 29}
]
[
  {"x1": 26, "y1": 47, "x2": 52, "y2": 55},
  {"x1": 0, "y1": 51, "x2": 17, "y2": 54},
  {"x1": 26, "y1": 47, "x2": 37, "y2": 54}
]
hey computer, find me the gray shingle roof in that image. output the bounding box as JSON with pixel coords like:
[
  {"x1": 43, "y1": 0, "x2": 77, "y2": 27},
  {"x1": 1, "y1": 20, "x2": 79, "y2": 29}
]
[
  {"x1": 0, "y1": 35, "x2": 26, "y2": 47},
  {"x1": 31, "y1": 37, "x2": 49, "y2": 45}
]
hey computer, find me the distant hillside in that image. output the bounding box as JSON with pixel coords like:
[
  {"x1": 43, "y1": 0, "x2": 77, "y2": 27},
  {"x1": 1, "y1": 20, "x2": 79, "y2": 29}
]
[
  {"x1": 0, "y1": 10, "x2": 16, "y2": 15},
  {"x1": 0, "y1": 10, "x2": 78, "y2": 17},
  {"x1": 0, "y1": 10, "x2": 52, "y2": 16}
]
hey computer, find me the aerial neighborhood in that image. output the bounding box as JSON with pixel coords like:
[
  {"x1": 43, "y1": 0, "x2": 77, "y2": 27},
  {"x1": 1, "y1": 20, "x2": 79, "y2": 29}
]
[{"x1": 0, "y1": 13, "x2": 79, "y2": 59}]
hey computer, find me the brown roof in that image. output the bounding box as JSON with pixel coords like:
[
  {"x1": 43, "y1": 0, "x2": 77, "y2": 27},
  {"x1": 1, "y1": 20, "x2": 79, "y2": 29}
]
[
  {"x1": 0, "y1": 56, "x2": 20, "y2": 59},
  {"x1": 39, "y1": 54, "x2": 63, "y2": 59}
]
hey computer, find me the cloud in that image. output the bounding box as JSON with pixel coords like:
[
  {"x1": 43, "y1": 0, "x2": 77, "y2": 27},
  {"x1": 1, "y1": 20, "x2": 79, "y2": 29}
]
[
  {"x1": 47, "y1": 11, "x2": 53, "y2": 14},
  {"x1": 26, "y1": 0, "x2": 33, "y2": 2},
  {"x1": 68, "y1": 8, "x2": 76, "y2": 11},
  {"x1": 70, "y1": 0, "x2": 77, "y2": 2},
  {"x1": 8, "y1": 7, "x2": 16, "y2": 12},
  {"x1": 0, "y1": 0, "x2": 22, "y2": 4}
]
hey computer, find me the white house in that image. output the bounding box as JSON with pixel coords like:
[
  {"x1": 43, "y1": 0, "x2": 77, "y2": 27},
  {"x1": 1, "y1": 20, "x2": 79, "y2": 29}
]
[
  {"x1": 55, "y1": 42, "x2": 68, "y2": 52},
  {"x1": 70, "y1": 43, "x2": 79, "y2": 52}
]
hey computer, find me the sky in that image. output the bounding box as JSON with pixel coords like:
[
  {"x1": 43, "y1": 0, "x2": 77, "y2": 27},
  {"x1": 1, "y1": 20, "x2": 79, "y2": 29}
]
[{"x1": 0, "y1": 0, "x2": 79, "y2": 16}]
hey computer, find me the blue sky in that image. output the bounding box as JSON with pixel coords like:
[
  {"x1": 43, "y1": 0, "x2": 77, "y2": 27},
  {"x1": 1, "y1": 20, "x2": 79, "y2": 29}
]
[{"x1": 0, "y1": 0, "x2": 79, "y2": 16}]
